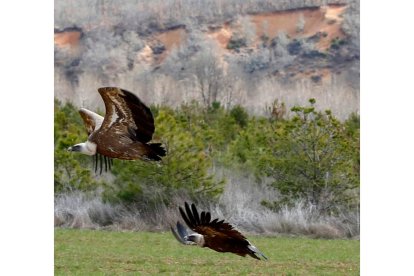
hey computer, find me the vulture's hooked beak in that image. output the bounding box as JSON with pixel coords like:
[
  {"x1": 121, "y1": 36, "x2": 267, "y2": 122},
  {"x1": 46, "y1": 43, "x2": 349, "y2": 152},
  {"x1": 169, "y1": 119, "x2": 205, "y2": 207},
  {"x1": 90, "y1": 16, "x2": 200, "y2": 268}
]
[{"x1": 67, "y1": 145, "x2": 80, "y2": 152}]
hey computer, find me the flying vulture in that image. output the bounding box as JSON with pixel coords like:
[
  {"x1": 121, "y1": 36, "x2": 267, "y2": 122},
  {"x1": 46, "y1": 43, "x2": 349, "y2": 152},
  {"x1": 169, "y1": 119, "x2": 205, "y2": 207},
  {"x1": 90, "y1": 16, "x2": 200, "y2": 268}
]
[
  {"x1": 171, "y1": 202, "x2": 268, "y2": 260},
  {"x1": 67, "y1": 87, "x2": 166, "y2": 173}
]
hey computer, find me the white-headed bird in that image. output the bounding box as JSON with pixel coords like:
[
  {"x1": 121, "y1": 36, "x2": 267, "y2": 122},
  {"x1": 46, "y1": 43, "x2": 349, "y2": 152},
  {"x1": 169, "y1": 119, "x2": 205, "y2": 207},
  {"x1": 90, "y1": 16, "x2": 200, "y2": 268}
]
[
  {"x1": 67, "y1": 87, "x2": 165, "y2": 173},
  {"x1": 171, "y1": 202, "x2": 268, "y2": 260}
]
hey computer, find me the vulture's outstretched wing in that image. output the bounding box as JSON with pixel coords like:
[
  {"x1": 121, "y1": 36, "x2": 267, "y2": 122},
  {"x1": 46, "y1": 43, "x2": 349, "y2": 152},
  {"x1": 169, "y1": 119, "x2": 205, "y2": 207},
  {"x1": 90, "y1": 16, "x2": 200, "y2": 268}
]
[
  {"x1": 170, "y1": 222, "x2": 196, "y2": 245},
  {"x1": 79, "y1": 108, "x2": 104, "y2": 135},
  {"x1": 179, "y1": 202, "x2": 246, "y2": 241},
  {"x1": 98, "y1": 87, "x2": 155, "y2": 143}
]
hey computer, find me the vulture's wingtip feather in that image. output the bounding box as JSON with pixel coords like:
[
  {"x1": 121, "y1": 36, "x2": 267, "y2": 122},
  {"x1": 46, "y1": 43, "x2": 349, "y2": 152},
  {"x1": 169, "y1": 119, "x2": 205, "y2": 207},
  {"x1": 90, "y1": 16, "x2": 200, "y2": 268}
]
[{"x1": 170, "y1": 225, "x2": 186, "y2": 244}]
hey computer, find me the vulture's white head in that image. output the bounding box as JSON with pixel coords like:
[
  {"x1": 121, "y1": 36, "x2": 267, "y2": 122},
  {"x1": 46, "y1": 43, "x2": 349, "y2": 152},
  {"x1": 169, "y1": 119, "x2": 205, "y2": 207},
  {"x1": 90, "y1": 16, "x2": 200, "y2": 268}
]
[
  {"x1": 67, "y1": 141, "x2": 97, "y2": 156},
  {"x1": 187, "y1": 233, "x2": 205, "y2": 247}
]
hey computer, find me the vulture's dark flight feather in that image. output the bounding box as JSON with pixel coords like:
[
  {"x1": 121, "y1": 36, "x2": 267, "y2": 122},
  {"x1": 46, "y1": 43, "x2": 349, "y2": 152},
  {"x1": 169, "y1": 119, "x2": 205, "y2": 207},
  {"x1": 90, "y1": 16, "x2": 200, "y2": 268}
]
[{"x1": 171, "y1": 202, "x2": 268, "y2": 260}]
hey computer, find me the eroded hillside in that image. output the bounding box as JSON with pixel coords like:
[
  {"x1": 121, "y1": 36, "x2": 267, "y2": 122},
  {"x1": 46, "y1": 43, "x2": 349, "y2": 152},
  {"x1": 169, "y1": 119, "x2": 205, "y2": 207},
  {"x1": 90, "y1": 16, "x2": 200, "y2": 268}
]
[{"x1": 54, "y1": 1, "x2": 359, "y2": 119}]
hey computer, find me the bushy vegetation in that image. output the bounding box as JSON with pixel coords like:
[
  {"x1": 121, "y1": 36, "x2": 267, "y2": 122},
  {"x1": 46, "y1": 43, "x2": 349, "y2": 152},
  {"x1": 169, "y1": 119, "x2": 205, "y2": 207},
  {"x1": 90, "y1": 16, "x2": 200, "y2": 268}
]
[
  {"x1": 55, "y1": 97, "x2": 359, "y2": 236},
  {"x1": 227, "y1": 36, "x2": 247, "y2": 50},
  {"x1": 225, "y1": 99, "x2": 359, "y2": 213},
  {"x1": 330, "y1": 37, "x2": 347, "y2": 50}
]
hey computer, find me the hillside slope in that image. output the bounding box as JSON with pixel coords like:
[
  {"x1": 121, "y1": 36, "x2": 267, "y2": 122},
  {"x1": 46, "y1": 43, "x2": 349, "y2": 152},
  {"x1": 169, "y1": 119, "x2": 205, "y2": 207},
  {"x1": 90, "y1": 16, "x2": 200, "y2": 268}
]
[{"x1": 54, "y1": 2, "x2": 359, "y2": 120}]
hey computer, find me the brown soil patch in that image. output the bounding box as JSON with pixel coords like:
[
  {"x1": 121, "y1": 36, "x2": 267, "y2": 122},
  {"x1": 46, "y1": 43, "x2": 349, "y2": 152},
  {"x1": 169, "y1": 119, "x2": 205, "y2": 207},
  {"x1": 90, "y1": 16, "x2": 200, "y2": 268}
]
[
  {"x1": 154, "y1": 28, "x2": 186, "y2": 51},
  {"x1": 207, "y1": 24, "x2": 232, "y2": 49},
  {"x1": 136, "y1": 45, "x2": 154, "y2": 64},
  {"x1": 324, "y1": 5, "x2": 347, "y2": 22},
  {"x1": 152, "y1": 27, "x2": 187, "y2": 62},
  {"x1": 54, "y1": 31, "x2": 82, "y2": 48},
  {"x1": 249, "y1": 5, "x2": 347, "y2": 50}
]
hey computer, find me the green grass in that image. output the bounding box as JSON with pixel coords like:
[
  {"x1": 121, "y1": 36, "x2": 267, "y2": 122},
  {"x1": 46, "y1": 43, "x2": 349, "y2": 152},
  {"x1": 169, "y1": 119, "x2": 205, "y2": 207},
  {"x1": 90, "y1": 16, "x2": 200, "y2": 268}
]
[{"x1": 55, "y1": 229, "x2": 359, "y2": 275}]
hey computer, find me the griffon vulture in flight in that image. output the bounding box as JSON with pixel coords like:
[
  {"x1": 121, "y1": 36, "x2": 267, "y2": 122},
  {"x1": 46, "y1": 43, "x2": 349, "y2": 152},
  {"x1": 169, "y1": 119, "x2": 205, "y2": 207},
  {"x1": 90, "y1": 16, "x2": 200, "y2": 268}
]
[
  {"x1": 171, "y1": 202, "x2": 268, "y2": 260},
  {"x1": 67, "y1": 87, "x2": 166, "y2": 173}
]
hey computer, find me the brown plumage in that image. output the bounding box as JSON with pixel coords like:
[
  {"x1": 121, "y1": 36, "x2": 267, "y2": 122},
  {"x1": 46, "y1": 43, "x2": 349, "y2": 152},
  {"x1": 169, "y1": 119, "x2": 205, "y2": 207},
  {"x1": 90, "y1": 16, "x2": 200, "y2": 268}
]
[
  {"x1": 171, "y1": 202, "x2": 268, "y2": 260},
  {"x1": 68, "y1": 87, "x2": 166, "y2": 172}
]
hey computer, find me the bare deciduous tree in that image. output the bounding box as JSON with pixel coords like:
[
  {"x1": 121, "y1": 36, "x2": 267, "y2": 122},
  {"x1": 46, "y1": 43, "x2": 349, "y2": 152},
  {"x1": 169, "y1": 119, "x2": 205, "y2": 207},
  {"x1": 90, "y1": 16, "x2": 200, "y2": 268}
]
[{"x1": 187, "y1": 41, "x2": 226, "y2": 107}]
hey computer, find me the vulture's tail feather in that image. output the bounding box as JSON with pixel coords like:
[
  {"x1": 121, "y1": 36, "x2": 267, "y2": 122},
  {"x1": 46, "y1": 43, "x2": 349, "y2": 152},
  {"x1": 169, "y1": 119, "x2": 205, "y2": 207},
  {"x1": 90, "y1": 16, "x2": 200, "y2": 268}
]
[{"x1": 147, "y1": 143, "x2": 166, "y2": 161}]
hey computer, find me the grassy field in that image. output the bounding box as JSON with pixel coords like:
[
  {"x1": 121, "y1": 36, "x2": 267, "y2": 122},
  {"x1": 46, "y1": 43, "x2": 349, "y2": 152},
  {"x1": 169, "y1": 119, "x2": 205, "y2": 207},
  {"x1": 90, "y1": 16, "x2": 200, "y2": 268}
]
[{"x1": 55, "y1": 229, "x2": 359, "y2": 275}]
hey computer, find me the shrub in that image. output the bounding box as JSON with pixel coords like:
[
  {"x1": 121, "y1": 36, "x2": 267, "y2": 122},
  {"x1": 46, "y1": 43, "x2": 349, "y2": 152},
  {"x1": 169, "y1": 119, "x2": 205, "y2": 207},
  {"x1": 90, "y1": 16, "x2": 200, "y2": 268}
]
[
  {"x1": 330, "y1": 37, "x2": 347, "y2": 50},
  {"x1": 310, "y1": 75, "x2": 322, "y2": 83},
  {"x1": 227, "y1": 36, "x2": 247, "y2": 50},
  {"x1": 262, "y1": 100, "x2": 359, "y2": 213},
  {"x1": 287, "y1": 39, "x2": 302, "y2": 55},
  {"x1": 230, "y1": 105, "x2": 249, "y2": 128},
  {"x1": 226, "y1": 99, "x2": 359, "y2": 213},
  {"x1": 260, "y1": 34, "x2": 269, "y2": 44},
  {"x1": 301, "y1": 50, "x2": 327, "y2": 59}
]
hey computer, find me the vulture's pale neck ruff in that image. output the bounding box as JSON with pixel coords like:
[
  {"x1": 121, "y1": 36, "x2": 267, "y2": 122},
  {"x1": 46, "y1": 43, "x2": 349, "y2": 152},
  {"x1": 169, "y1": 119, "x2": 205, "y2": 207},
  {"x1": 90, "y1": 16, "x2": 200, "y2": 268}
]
[
  {"x1": 68, "y1": 141, "x2": 97, "y2": 156},
  {"x1": 188, "y1": 233, "x2": 205, "y2": 246}
]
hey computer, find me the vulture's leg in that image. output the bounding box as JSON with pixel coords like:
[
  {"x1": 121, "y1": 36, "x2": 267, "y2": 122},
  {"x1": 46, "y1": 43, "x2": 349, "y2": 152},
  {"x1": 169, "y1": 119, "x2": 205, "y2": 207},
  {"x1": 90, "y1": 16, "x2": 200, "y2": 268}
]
[
  {"x1": 99, "y1": 154, "x2": 103, "y2": 175},
  {"x1": 94, "y1": 154, "x2": 98, "y2": 173}
]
